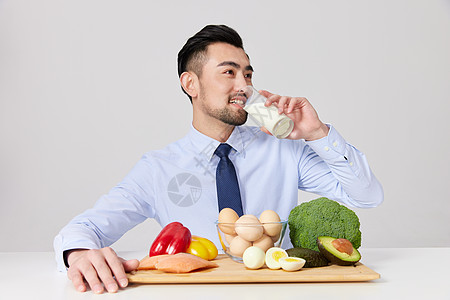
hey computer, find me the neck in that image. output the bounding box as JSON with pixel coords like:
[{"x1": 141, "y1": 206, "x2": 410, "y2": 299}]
[{"x1": 192, "y1": 112, "x2": 234, "y2": 143}]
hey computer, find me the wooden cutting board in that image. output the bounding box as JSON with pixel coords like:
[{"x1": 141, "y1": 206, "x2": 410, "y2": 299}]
[{"x1": 127, "y1": 254, "x2": 380, "y2": 284}]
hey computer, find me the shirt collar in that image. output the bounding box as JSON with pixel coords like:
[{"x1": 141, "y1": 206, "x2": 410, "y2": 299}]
[{"x1": 187, "y1": 124, "x2": 246, "y2": 161}]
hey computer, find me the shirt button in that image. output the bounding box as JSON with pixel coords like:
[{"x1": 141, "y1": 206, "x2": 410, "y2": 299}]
[
  {"x1": 333, "y1": 141, "x2": 338, "y2": 147},
  {"x1": 324, "y1": 146, "x2": 329, "y2": 151}
]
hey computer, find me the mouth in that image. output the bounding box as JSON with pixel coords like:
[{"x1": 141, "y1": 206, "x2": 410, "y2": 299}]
[{"x1": 229, "y1": 94, "x2": 247, "y2": 108}]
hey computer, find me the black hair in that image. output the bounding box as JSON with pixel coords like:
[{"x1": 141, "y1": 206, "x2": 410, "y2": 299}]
[{"x1": 177, "y1": 25, "x2": 245, "y2": 102}]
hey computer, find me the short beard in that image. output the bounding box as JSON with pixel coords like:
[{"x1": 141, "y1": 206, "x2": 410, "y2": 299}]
[
  {"x1": 213, "y1": 107, "x2": 248, "y2": 126},
  {"x1": 198, "y1": 82, "x2": 248, "y2": 126}
]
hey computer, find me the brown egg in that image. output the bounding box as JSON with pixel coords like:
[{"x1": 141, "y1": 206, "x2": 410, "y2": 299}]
[
  {"x1": 252, "y1": 234, "x2": 274, "y2": 252},
  {"x1": 225, "y1": 233, "x2": 237, "y2": 244},
  {"x1": 229, "y1": 236, "x2": 252, "y2": 257},
  {"x1": 259, "y1": 210, "x2": 282, "y2": 237},
  {"x1": 271, "y1": 231, "x2": 281, "y2": 243},
  {"x1": 235, "y1": 215, "x2": 263, "y2": 242},
  {"x1": 218, "y1": 208, "x2": 239, "y2": 235}
]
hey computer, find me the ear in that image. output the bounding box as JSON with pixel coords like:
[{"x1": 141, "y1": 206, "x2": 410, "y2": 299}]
[{"x1": 180, "y1": 71, "x2": 198, "y2": 99}]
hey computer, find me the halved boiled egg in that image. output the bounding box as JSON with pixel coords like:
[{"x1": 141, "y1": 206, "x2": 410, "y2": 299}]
[
  {"x1": 265, "y1": 247, "x2": 288, "y2": 270},
  {"x1": 279, "y1": 257, "x2": 306, "y2": 271}
]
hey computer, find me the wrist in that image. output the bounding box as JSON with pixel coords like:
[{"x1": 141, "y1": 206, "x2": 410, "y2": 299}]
[
  {"x1": 305, "y1": 123, "x2": 329, "y2": 141},
  {"x1": 65, "y1": 248, "x2": 87, "y2": 267}
]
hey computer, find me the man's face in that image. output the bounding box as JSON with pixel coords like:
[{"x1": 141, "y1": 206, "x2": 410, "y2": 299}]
[{"x1": 194, "y1": 42, "x2": 254, "y2": 126}]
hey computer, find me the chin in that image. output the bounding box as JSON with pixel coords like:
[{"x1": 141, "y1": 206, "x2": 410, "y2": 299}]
[
  {"x1": 213, "y1": 106, "x2": 248, "y2": 126},
  {"x1": 226, "y1": 112, "x2": 248, "y2": 126}
]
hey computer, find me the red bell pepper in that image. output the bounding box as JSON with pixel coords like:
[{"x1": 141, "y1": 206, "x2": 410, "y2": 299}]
[{"x1": 149, "y1": 222, "x2": 192, "y2": 257}]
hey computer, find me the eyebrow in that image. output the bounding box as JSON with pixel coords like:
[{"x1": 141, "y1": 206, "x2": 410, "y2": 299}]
[{"x1": 217, "y1": 61, "x2": 254, "y2": 72}]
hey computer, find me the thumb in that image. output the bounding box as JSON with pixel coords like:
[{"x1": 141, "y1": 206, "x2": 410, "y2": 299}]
[
  {"x1": 260, "y1": 126, "x2": 272, "y2": 136},
  {"x1": 122, "y1": 258, "x2": 140, "y2": 272}
]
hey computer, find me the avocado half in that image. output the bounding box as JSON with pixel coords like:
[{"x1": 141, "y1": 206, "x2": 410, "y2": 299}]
[{"x1": 317, "y1": 236, "x2": 361, "y2": 266}]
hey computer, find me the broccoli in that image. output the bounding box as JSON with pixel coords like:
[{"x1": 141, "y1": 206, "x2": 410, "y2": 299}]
[{"x1": 288, "y1": 197, "x2": 361, "y2": 251}]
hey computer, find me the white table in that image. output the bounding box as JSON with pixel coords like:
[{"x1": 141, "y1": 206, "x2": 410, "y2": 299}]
[{"x1": 1, "y1": 248, "x2": 449, "y2": 299}]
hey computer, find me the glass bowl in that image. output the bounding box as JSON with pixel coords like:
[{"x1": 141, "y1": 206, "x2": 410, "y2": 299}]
[{"x1": 215, "y1": 220, "x2": 287, "y2": 263}]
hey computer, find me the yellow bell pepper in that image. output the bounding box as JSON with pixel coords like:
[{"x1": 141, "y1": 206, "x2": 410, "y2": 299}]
[{"x1": 186, "y1": 235, "x2": 218, "y2": 260}]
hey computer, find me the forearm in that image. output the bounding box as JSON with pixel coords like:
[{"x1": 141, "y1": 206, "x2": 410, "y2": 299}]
[
  {"x1": 300, "y1": 125, "x2": 384, "y2": 208},
  {"x1": 54, "y1": 193, "x2": 152, "y2": 271},
  {"x1": 53, "y1": 157, "x2": 156, "y2": 272}
]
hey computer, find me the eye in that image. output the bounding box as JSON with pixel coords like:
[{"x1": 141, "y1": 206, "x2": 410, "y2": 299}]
[
  {"x1": 224, "y1": 69, "x2": 235, "y2": 75},
  {"x1": 245, "y1": 73, "x2": 253, "y2": 79}
]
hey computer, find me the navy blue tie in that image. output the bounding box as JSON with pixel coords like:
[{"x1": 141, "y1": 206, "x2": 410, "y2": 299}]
[{"x1": 215, "y1": 143, "x2": 243, "y2": 216}]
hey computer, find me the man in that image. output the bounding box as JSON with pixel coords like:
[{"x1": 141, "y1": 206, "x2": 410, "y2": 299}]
[{"x1": 54, "y1": 24, "x2": 383, "y2": 293}]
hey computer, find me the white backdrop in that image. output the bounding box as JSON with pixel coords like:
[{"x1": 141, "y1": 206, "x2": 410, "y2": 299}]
[{"x1": 1, "y1": 0, "x2": 449, "y2": 252}]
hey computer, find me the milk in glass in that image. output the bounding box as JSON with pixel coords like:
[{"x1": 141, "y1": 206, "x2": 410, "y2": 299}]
[{"x1": 241, "y1": 86, "x2": 294, "y2": 139}]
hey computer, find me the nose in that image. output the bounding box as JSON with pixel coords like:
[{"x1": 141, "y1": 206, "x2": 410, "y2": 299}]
[{"x1": 234, "y1": 73, "x2": 249, "y2": 92}]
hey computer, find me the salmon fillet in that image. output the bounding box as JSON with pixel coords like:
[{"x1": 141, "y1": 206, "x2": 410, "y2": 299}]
[
  {"x1": 155, "y1": 253, "x2": 219, "y2": 273},
  {"x1": 137, "y1": 254, "x2": 170, "y2": 270}
]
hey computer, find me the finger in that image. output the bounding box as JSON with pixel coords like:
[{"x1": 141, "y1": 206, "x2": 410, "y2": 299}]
[
  {"x1": 258, "y1": 90, "x2": 274, "y2": 99},
  {"x1": 264, "y1": 94, "x2": 281, "y2": 107},
  {"x1": 277, "y1": 96, "x2": 290, "y2": 114},
  {"x1": 286, "y1": 98, "x2": 296, "y2": 114},
  {"x1": 122, "y1": 258, "x2": 140, "y2": 272},
  {"x1": 67, "y1": 269, "x2": 87, "y2": 292},
  {"x1": 103, "y1": 249, "x2": 129, "y2": 289},
  {"x1": 287, "y1": 97, "x2": 305, "y2": 114},
  {"x1": 81, "y1": 263, "x2": 104, "y2": 294},
  {"x1": 258, "y1": 90, "x2": 282, "y2": 107},
  {"x1": 112, "y1": 258, "x2": 139, "y2": 288},
  {"x1": 92, "y1": 255, "x2": 119, "y2": 293}
]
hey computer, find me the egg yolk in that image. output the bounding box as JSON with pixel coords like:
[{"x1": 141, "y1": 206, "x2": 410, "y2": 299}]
[
  {"x1": 271, "y1": 251, "x2": 287, "y2": 261},
  {"x1": 284, "y1": 258, "x2": 299, "y2": 262}
]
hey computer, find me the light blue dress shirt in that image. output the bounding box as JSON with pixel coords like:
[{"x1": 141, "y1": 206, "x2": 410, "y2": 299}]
[{"x1": 54, "y1": 125, "x2": 383, "y2": 271}]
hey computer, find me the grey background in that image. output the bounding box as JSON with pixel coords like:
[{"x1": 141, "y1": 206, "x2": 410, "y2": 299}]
[{"x1": 1, "y1": 0, "x2": 449, "y2": 252}]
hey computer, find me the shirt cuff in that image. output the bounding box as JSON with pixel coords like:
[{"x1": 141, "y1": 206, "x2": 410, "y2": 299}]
[
  {"x1": 54, "y1": 232, "x2": 100, "y2": 272},
  {"x1": 305, "y1": 125, "x2": 347, "y2": 161}
]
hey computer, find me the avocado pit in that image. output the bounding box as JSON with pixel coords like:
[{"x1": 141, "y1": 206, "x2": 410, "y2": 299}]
[{"x1": 331, "y1": 238, "x2": 354, "y2": 256}]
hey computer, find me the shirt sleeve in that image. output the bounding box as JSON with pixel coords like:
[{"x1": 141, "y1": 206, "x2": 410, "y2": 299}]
[
  {"x1": 53, "y1": 156, "x2": 156, "y2": 272},
  {"x1": 297, "y1": 125, "x2": 384, "y2": 208}
]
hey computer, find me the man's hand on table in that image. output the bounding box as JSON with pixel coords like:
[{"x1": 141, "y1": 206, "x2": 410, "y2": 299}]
[{"x1": 66, "y1": 247, "x2": 139, "y2": 294}]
